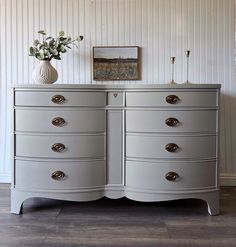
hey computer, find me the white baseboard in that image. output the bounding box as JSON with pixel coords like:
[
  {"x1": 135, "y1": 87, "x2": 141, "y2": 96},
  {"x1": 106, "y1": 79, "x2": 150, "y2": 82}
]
[
  {"x1": 1, "y1": 173, "x2": 236, "y2": 186},
  {"x1": 0, "y1": 173, "x2": 11, "y2": 183},
  {"x1": 220, "y1": 173, "x2": 236, "y2": 186}
]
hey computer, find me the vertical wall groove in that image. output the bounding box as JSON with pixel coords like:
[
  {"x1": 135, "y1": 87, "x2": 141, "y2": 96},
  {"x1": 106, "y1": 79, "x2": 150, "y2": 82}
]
[{"x1": 0, "y1": 0, "x2": 235, "y2": 182}]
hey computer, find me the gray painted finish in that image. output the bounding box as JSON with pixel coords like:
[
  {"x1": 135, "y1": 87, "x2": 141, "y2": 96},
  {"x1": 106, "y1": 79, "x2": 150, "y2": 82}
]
[
  {"x1": 13, "y1": 84, "x2": 221, "y2": 89},
  {"x1": 126, "y1": 135, "x2": 216, "y2": 160},
  {"x1": 107, "y1": 92, "x2": 124, "y2": 106},
  {"x1": 126, "y1": 91, "x2": 218, "y2": 107},
  {"x1": 15, "y1": 135, "x2": 105, "y2": 159},
  {"x1": 15, "y1": 160, "x2": 106, "y2": 189},
  {"x1": 15, "y1": 91, "x2": 106, "y2": 107},
  {"x1": 106, "y1": 111, "x2": 124, "y2": 185},
  {"x1": 12, "y1": 85, "x2": 220, "y2": 215},
  {"x1": 15, "y1": 109, "x2": 105, "y2": 133},
  {"x1": 126, "y1": 110, "x2": 217, "y2": 133},
  {"x1": 126, "y1": 161, "x2": 216, "y2": 191}
]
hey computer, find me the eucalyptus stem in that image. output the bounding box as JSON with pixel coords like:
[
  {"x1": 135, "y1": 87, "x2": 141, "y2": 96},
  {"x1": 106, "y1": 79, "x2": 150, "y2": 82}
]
[{"x1": 29, "y1": 30, "x2": 83, "y2": 61}]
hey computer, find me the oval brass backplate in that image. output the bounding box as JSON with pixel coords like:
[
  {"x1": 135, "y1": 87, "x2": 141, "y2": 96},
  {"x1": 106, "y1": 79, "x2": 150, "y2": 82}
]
[
  {"x1": 51, "y1": 95, "x2": 66, "y2": 104},
  {"x1": 166, "y1": 95, "x2": 180, "y2": 104},
  {"x1": 165, "y1": 171, "x2": 179, "y2": 181},
  {"x1": 51, "y1": 143, "x2": 66, "y2": 152},
  {"x1": 165, "y1": 143, "x2": 179, "y2": 152},
  {"x1": 51, "y1": 117, "x2": 66, "y2": 127},
  {"x1": 51, "y1": 171, "x2": 65, "y2": 180},
  {"x1": 165, "y1": 117, "x2": 179, "y2": 127}
]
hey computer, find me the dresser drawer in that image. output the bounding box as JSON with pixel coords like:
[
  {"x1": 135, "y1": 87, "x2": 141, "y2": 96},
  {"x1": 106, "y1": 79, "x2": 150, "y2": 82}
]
[
  {"x1": 126, "y1": 135, "x2": 216, "y2": 159},
  {"x1": 15, "y1": 135, "x2": 105, "y2": 158},
  {"x1": 15, "y1": 109, "x2": 105, "y2": 133},
  {"x1": 15, "y1": 160, "x2": 105, "y2": 189},
  {"x1": 126, "y1": 161, "x2": 216, "y2": 190},
  {"x1": 126, "y1": 91, "x2": 218, "y2": 107},
  {"x1": 126, "y1": 110, "x2": 217, "y2": 133},
  {"x1": 107, "y1": 92, "x2": 124, "y2": 106},
  {"x1": 15, "y1": 91, "x2": 106, "y2": 107}
]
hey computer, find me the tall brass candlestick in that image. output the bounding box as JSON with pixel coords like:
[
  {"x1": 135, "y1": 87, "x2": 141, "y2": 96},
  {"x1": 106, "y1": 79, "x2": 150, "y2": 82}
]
[
  {"x1": 185, "y1": 50, "x2": 191, "y2": 83},
  {"x1": 170, "y1": 57, "x2": 176, "y2": 84}
]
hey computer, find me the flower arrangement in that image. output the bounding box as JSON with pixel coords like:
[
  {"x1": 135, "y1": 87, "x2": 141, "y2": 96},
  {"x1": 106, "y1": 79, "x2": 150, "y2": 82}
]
[{"x1": 29, "y1": 30, "x2": 83, "y2": 61}]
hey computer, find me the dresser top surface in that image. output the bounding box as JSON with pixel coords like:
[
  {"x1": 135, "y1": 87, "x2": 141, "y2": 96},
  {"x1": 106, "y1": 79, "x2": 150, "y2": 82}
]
[{"x1": 14, "y1": 83, "x2": 221, "y2": 90}]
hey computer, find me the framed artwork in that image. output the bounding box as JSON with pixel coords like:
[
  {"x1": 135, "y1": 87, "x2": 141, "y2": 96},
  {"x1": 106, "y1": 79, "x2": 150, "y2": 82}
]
[{"x1": 93, "y1": 46, "x2": 140, "y2": 80}]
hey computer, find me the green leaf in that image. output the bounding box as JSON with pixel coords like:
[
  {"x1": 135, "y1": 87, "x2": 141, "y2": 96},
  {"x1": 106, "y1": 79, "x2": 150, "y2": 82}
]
[
  {"x1": 59, "y1": 45, "x2": 66, "y2": 52},
  {"x1": 59, "y1": 37, "x2": 67, "y2": 42},
  {"x1": 33, "y1": 39, "x2": 40, "y2": 46},
  {"x1": 59, "y1": 31, "x2": 65, "y2": 37},
  {"x1": 45, "y1": 42, "x2": 49, "y2": 48},
  {"x1": 38, "y1": 30, "x2": 46, "y2": 35},
  {"x1": 29, "y1": 47, "x2": 36, "y2": 55},
  {"x1": 49, "y1": 39, "x2": 55, "y2": 48},
  {"x1": 50, "y1": 48, "x2": 58, "y2": 56},
  {"x1": 39, "y1": 44, "x2": 45, "y2": 50},
  {"x1": 39, "y1": 52, "x2": 45, "y2": 60},
  {"x1": 35, "y1": 53, "x2": 42, "y2": 60},
  {"x1": 53, "y1": 55, "x2": 61, "y2": 60}
]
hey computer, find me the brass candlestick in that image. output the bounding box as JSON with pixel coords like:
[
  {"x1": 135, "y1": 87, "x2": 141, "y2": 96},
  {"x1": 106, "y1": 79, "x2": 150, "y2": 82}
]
[
  {"x1": 185, "y1": 50, "x2": 191, "y2": 83},
  {"x1": 170, "y1": 57, "x2": 176, "y2": 84}
]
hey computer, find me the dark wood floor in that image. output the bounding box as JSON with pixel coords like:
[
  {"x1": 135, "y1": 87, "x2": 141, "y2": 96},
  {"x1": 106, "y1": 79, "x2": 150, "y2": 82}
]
[{"x1": 1, "y1": 185, "x2": 236, "y2": 247}]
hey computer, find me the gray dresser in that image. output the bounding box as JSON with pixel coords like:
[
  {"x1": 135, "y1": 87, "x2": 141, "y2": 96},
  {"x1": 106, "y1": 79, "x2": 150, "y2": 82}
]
[{"x1": 12, "y1": 84, "x2": 220, "y2": 215}]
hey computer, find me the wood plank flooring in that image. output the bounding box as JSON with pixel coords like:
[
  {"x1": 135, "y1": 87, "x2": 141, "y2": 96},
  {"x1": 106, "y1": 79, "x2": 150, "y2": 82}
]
[{"x1": 0, "y1": 185, "x2": 236, "y2": 247}]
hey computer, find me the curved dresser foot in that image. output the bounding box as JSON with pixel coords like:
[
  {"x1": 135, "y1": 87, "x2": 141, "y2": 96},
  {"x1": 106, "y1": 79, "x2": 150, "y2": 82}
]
[
  {"x1": 11, "y1": 199, "x2": 23, "y2": 214},
  {"x1": 11, "y1": 189, "x2": 27, "y2": 214},
  {"x1": 207, "y1": 199, "x2": 219, "y2": 216},
  {"x1": 204, "y1": 191, "x2": 220, "y2": 216}
]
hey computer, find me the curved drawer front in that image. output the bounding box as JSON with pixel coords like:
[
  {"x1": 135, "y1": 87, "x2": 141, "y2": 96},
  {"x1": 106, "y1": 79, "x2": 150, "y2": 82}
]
[
  {"x1": 126, "y1": 135, "x2": 216, "y2": 159},
  {"x1": 126, "y1": 110, "x2": 217, "y2": 133},
  {"x1": 126, "y1": 91, "x2": 218, "y2": 107},
  {"x1": 126, "y1": 161, "x2": 216, "y2": 190},
  {"x1": 15, "y1": 160, "x2": 105, "y2": 189},
  {"x1": 15, "y1": 109, "x2": 105, "y2": 133},
  {"x1": 15, "y1": 91, "x2": 106, "y2": 107},
  {"x1": 15, "y1": 135, "x2": 105, "y2": 158}
]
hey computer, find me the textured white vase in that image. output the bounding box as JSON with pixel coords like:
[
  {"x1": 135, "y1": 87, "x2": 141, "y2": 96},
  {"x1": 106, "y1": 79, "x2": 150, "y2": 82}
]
[{"x1": 33, "y1": 60, "x2": 58, "y2": 84}]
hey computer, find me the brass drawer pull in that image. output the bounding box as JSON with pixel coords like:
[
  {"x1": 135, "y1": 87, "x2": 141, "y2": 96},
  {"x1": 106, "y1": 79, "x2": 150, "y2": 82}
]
[
  {"x1": 51, "y1": 95, "x2": 66, "y2": 104},
  {"x1": 51, "y1": 117, "x2": 65, "y2": 127},
  {"x1": 114, "y1": 93, "x2": 118, "y2": 98},
  {"x1": 165, "y1": 172, "x2": 179, "y2": 181},
  {"x1": 165, "y1": 143, "x2": 179, "y2": 152},
  {"x1": 51, "y1": 171, "x2": 65, "y2": 180},
  {"x1": 165, "y1": 117, "x2": 179, "y2": 127},
  {"x1": 51, "y1": 143, "x2": 66, "y2": 152},
  {"x1": 166, "y1": 95, "x2": 180, "y2": 104}
]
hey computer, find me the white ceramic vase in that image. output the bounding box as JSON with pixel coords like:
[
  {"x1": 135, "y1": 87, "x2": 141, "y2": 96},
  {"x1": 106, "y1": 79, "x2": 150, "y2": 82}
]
[{"x1": 33, "y1": 60, "x2": 58, "y2": 84}]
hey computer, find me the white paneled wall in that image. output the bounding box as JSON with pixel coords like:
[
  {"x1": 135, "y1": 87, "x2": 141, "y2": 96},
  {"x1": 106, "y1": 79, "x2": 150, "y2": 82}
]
[{"x1": 0, "y1": 0, "x2": 235, "y2": 184}]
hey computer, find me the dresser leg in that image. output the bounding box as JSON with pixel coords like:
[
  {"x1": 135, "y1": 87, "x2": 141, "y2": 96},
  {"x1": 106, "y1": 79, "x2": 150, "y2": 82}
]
[
  {"x1": 11, "y1": 199, "x2": 23, "y2": 214},
  {"x1": 205, "y1": 192, "x2": 220, "y2": 216},
  {"x1": 11, "y1": 190, "x2": 25, "y2": 214}
]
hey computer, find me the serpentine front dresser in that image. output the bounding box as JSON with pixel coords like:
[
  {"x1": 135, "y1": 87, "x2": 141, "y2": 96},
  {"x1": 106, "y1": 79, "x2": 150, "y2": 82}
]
[{"x1": 12, "y1": 84, "x2": 220, "y2": 215}]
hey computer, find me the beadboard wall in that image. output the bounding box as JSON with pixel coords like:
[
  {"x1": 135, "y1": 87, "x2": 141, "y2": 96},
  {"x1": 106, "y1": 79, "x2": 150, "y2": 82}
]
[{"x1": 0, "y1": 0, "x2": 235, "y2": 185}]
